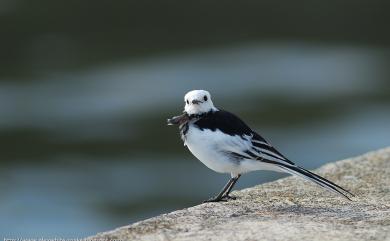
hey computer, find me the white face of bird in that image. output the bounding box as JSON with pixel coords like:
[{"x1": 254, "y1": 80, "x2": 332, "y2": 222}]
[{"x1": 184, "y1": 90, "x2": 217, "y2": 115}]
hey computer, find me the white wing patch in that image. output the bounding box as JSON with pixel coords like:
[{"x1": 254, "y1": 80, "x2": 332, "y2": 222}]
[{"x1": 239, "y1": 134, "x2": 294, "y2": 165}]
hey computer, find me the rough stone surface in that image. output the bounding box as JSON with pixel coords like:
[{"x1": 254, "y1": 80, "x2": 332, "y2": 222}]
[{"x1": 91, "y1": 147, "x2": 390, "y2": 241}]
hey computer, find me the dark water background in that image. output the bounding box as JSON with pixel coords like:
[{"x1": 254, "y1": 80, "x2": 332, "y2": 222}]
[{"x1": 1, "y1": 0, "x2": 390, "y2": 238}]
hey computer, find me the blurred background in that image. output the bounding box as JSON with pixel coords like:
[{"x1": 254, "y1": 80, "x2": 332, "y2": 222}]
[{"x1": 1, "y1": 0, "x2": 390, "y2": 238}]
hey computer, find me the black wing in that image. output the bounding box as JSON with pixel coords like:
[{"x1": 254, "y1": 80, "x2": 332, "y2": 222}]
[
  {"x1": 249, "y1": 132, "x2": 295, "y2": 165},
  {"x1": 193, "y1": 110, "x2": 255, "y2": 137},
  {"x1": 194, "y1": 110, "x2": 294, "y2": 165}
]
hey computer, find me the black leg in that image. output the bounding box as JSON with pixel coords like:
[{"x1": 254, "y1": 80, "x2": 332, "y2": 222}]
[
  {"x1": 203, "y1": 178, "x2": 235, "y2": 203},
  {"x1": 203, "y1": 174, "x2": 241, "y2": 203},
  {"x1": 222, "y1": 174, "x2": 241, "y2": 199}
]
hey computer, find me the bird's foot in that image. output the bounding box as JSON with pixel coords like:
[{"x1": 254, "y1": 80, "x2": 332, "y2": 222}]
[
  {"x1": 222, "y1": 194, "x2": 237, "y2": 200},
  {"x1": 202, "y1": 195, "x2": 236, "y2": 203}
]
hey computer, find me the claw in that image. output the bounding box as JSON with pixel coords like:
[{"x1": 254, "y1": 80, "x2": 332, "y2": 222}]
[{"x1": 223, "y1": 195, "x2": 237, "y2": 200}]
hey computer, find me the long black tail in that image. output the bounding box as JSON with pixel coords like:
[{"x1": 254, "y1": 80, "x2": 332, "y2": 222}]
[{"x1": 263, "y1": 160, "x2": 354, "y2": 200}]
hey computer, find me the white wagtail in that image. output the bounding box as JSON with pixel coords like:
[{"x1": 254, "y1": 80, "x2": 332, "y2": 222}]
[{"x1": 168, "y1": 90, "x2": 354, "y2": 202}]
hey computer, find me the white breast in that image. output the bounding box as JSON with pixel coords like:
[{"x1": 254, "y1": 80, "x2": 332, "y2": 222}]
[{"x1": 184, "y1": 125, "x2": 246, "y2": 174}]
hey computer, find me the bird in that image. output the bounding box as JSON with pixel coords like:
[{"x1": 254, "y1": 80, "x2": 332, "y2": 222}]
[{"x1": 167, "y1": 90, "x2": 354, "y2": 202}]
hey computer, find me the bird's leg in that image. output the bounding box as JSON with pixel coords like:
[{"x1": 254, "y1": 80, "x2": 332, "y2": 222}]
[
  {"x1": 221, "y1": 174, "x2": 241, "y2": 200},
  {"x1": 203, "y1": 178, "x2": 235, "y2": 203},
  {"x1": 203, "y1": 174, "x2": 241, "y2": 203}
]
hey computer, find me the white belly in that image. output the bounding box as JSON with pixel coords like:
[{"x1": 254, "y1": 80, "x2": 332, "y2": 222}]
[
  {"x1": 184, "y1": 126, "x2": 241, "y2": 174},
  {"x1": 184, "y1": 125, "x2": 282, "y2": 175}
]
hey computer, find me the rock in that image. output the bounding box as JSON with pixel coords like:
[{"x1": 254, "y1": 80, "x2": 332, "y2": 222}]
[{"x1": 90, "y1": 147, "x2": 390, "y2": 241}]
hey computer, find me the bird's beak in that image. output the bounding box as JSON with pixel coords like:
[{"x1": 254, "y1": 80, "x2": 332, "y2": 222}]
[
  {"x1": 167, "y1": 112, "x2": 189, "y2": 126},
  {"x1": 192, "y1": 100, "x2": 202, "y2": 104}
]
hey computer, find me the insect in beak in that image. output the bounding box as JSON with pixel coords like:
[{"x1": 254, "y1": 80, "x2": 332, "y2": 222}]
[{"x1": 167, "y1": 112, "x2": 189, "y2": 125}]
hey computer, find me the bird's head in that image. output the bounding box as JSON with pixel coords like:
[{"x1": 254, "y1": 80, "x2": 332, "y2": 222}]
[{"x1": 184, "y1": 90, "x2": 217, "y2": 115}]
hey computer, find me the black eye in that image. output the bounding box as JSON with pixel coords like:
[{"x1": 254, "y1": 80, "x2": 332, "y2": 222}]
[
  {"x1": 203, "y1": 95, "x2": 208, "y2": 101},
  {"x1": 186, "y1": 100, "x2": 189, "y2": 104}
]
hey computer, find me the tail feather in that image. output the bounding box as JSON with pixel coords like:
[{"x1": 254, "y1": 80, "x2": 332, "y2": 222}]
[
  {"x1": 299, "y1": 167, "x2": 355, "y2": 197},
  {"x1": 261, "y1": 160, "x2": 354, "y2": 200},
  {"x1": 278, "y1": 165, "x2": 352, "y2": 201}
]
